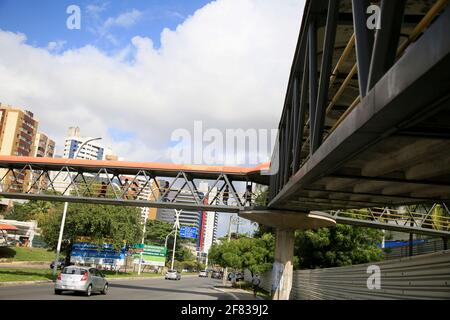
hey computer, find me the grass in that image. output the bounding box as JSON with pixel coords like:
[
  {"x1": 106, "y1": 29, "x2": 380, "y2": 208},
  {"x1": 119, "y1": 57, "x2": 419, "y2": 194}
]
[
  {"x1": 239, "y1": 281, "x2": 272, "y2": 300},
  {"x1": 0, "y1": 247, "x2": 56, "y2": 262},
  {"x1": 0, "y1": 268, "x2": 55, "y2": 282}
]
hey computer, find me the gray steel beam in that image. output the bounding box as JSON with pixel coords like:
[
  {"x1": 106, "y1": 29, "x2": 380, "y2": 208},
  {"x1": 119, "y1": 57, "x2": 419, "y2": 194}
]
[
  {"x1": 0, "y1": 193, "x2": 242, "y2": 213},
  {"x1": 367, "y1": 0, "x2": 406, "y2": 93},
  {"x1": 308, "y1": 20, "x2": 318, "y2": 154},
  {"x1": 334, "y1": 216, "x2": 450, "y2": 237},
  {"x1": 293, "y1": 49, "x2": 310, "y2": 174},
  {"x1": 291, "y1": 77, "x2": 300, "y2": 176},
  {"x1": 351, "y1": 0, "x2": 374, "y2": 97},
  {"x1": 312, "y1": 0, "x2": 340, "y2": 152},
  {"x1": 284, "y1": 106, "x2": 292, "y2": 185}
]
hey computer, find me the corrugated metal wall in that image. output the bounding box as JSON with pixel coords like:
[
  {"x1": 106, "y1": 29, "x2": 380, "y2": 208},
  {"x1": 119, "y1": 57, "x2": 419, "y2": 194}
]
[
  {"x1": 292, "y1": 250, "x2": 450, "y2": 299},
  {"x1": 384, "y1": 238, "x2": 446, "y2": 260}
]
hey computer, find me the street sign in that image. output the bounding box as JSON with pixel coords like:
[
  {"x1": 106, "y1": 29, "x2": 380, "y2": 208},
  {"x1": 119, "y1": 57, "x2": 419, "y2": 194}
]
[
  {"x1": 131, "y1": 244, "x2": 167, "y2": 266},
  {"x1": 179, "y1": 226, "x2": 198, "y2": 239}
]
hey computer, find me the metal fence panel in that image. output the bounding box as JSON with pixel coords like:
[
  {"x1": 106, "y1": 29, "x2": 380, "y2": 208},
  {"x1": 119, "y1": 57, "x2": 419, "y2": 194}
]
[{"x1": 292, "y1": 250, "x2": 450, "y2": 300}]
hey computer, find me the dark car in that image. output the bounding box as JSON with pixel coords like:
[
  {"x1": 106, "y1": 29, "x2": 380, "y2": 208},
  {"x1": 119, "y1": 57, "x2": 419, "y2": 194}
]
[
  {"x1": 50, "y1": 258, "x2": 66, "y2": 270},
  {"x1": 228, "y1": 272, "x2": 244, "y2": 281}
]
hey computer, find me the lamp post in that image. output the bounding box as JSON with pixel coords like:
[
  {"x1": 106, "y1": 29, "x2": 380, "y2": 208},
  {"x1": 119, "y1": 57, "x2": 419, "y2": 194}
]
[
  {"x1": 170, "y1": 210, "x2": 181, "y2": 271},
  {"x1": 137, "y1": 213, "x2": 148, "y2": 275},
  {"x1": 52, "y1": 137, "x2": 102, "y2": 276},
  {"x1": 164, "y1": 230, "x2": 176, "y2": 249},
  {"x1": 222, "y1": 214, "x2": 242, "y2": 285}
]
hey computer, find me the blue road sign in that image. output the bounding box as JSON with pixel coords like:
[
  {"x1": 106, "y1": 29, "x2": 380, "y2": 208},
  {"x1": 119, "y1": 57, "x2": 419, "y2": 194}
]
[{"x1": 180, "y1": 226, "x2": 198, "y2": 239}]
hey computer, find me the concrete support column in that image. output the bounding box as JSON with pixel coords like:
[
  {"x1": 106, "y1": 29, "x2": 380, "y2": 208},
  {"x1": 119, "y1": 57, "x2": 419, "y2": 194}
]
[{"x1": 272, "y1": 228, "x2": 295, "y2": 300}]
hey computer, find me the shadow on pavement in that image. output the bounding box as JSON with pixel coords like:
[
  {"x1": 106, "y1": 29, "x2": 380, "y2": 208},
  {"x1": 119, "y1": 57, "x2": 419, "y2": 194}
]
[{"x1": 109, "y1": 282, "x2": 233, "y2": 300}]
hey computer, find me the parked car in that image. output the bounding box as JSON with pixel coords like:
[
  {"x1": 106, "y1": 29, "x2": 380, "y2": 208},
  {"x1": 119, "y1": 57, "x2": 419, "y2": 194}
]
[
  {"x1": 211, "y1": 271, "x2": 222, "y2": 279},
  {"x1": 198, "y1": 270, "x2": 208, "y2": 277},
  {"x1": 228, "y1": 272, "x2": 244, "y2": 281},
  {"x1": 54, "y1": 266, "x2": 108, "y2": 296},
  {"x1": 50, "y1": 258, "x2": 66, "y2": 270},
  {"x1": 165, "y1": 269, "x2": 181, "y2": 280}
]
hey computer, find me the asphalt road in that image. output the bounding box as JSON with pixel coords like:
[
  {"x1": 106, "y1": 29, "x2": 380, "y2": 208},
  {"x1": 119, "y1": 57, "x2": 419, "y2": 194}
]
[{"x1": 0, "y1": 276, "x2": 242, "y2": 300}]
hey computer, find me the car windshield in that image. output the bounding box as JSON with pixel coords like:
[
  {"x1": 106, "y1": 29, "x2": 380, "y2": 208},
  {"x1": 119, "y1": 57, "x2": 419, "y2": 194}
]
[
  {"x1": 168, "y1": 270, "x2": 177, "y2": 273},
  {"x1": 62, "y1": 267, "x2": 86, "y2": 275}
]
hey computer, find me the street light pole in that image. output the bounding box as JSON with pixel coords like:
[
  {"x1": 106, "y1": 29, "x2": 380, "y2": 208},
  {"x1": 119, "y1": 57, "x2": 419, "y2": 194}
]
[
  {"x1": 52, "y1": 202, "x2": 68, "y2": 276},
  {"x1": 222, "y1": 215, "x2": 234, "y2": 285},
  {"x1": 164, "y1": 230, "x2": 175, "y2": 249},
  {"x1": 138, "y1": 214, "x2": 148, "y2": 275},
  {"x1": 52, "y1": 137, "x2": 102, "y2": 276},
  {"x1": 170, "y1": 210, "x2": 181, "y2": 270}
]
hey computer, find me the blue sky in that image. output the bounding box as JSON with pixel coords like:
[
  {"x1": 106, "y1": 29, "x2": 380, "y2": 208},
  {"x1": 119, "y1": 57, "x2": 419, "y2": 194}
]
[
  {"x1": 0, "y1": 0, "x2": 212, "y2": 51},
  {"x1": 0, "y1": 0, "x2": 305, "y2": 237}
]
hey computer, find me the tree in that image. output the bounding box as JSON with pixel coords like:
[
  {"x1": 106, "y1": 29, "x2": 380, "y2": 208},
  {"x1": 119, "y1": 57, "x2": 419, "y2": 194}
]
[
  {"x1": 39, "y1": 203, "x2": 143, "y2": 259},
  {"x1": 294, "y1": 225, "x2": 383, "y2": 269},
  {"x1": 144, "y1": 219, "x2": 174, "y2": 246},
  {"x1": 208, "y1": 234, "x2": 274, "y2": 275},
  {"x1": 5, "y1": 200, "x2": 61, "y2": 221}
]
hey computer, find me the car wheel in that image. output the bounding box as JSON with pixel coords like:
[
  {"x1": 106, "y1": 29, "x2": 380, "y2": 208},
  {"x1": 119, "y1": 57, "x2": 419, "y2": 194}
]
[
  {"x1": 54, "y1": 289, "x2": 62, "y2": 295},
  {"x1": 101, "y1": 283, "x2": 108, "y2": 295},
  {"x1": 85, "y1": 284, "x2": 92, "y2": 297}
]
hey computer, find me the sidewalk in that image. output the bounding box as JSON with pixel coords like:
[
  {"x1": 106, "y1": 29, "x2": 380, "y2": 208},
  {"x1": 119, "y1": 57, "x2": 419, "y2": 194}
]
[{"x1": 213, "y1": 284, "x2": 265, "y2": 300}]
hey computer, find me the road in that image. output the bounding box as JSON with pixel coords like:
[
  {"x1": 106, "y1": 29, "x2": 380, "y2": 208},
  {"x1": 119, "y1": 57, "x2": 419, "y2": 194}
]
[{"x1": 0, "y1": 276, "x2": 252, "y2": 300}]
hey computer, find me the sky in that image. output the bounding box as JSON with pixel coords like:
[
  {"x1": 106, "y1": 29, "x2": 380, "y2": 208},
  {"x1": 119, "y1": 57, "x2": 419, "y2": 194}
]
[{"x1": 0, "y1": 0, "x2": 306, "y2": 236}]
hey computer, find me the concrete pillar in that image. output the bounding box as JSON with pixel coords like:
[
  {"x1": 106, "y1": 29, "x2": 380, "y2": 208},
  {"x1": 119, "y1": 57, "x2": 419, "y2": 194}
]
[{"x1": 272, "y1": 228, "x2": 295, "y2": 300}]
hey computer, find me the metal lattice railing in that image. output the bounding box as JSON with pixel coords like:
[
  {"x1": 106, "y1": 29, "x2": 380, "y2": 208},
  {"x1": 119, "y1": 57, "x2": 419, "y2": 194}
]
[
  {"x1": 0, "y1": 164, "x2": 258, "y2": 212},
  {"x1": 330, "y1": 203, "x2": 450, "y2": 236}
]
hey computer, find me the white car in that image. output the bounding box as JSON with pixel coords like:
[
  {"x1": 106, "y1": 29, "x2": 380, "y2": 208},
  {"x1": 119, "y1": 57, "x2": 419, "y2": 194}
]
[
  {"x1": 165, "y1": 269, "x2": 181, "y2": 280},
  {"x1": 198, "y1": 270, "x2": 208, "y2": 277},
  {"x1": 55, "y1": 266, "x2": 108, "y2": 296}
]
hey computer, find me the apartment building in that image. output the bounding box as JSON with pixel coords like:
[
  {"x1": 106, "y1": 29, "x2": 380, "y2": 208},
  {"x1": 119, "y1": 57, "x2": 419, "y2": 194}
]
[{"x1": 0, "y1": 103, "x2": 39, "y2": 191}]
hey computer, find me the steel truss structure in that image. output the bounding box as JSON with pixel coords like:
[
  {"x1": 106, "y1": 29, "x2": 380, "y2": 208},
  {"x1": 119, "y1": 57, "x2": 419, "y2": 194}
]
[
  {"x1": 0, "y1": 159, "x2": 261, "y2": 213},
  {"x1": 268, "y1": 0, "x2": 450, "y2": 212},
  {"x1": 330, "y1": 203, "x2": 450, "y2": 236}
]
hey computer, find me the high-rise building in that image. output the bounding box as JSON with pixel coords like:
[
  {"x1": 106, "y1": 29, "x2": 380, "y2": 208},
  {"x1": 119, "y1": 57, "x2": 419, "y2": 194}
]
[
  {"x1": 0, "y1": 103, "x2": 39, "y2": 191},
  {"x1": 119, "y1": 176, "x2": 158, "y2": 222},
  {"x1": 33, "y1": 132, "x2": 55, "y2": 158},
  {"x1": 198, "y1": 182, "x2": 218, "y2": 256},
  {"x1": 155, "y1": 180, "x2": 219, "y2": 259},
  {"x1": 31, "y1": 133, "x2": 56, "y2": 190},
  {"x1": 0, "y1": 104, "x2": 38, "y2": 157},
  {"x1": 155, "y1": 181, "x2": 202, "y2": 228},
  {"x1": 63, "y1": 127, "x2": 113, "y2": 160}
]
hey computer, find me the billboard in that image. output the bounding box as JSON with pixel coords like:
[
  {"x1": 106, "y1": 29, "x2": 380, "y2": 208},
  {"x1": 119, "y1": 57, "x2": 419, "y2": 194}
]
[
  {"x1": 131, "y1": 244, "x2": 167, "y2": 267},
  {"x1": 70, "y1": 242, "x2": 126, "y2": 266}
]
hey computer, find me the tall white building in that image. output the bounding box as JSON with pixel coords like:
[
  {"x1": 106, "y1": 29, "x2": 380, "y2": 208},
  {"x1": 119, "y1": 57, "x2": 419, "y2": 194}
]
[
  {"x1": 63, "y1": 127, "x2": 113, "y2": 160},
  {"x1": 52, "y1": 127, "x2": 115, "y2": 194},
  {"x1": 198, "y1": 182, "x2": 218, "y2": 256}
]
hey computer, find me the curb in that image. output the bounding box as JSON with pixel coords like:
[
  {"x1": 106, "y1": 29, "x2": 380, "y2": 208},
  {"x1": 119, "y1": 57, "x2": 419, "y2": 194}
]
[
  {"x1": 213, "y1": 286, "x2": 264, "y2": 300},
  {"x1": 0, "y1": 280, "x2": 53, "y2": 287},
  {"x1": 0, "y1": 274, "x2": 198, "y2": 286}
]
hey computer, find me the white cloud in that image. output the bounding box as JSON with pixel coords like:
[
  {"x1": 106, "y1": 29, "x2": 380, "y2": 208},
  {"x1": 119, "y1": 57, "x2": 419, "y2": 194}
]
[
  {"x1": 102, "y1": 9, "x2": 143, "y2": 33},
  {"x1": 0, "y1": 0, "x2": 305, "y2": 165},
  {"x1": 86, "y1": 3, "x2": 109, "y2": 16},
  {"x1": 46, "y1": 40, "x2": 67, "y2": 52}
]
